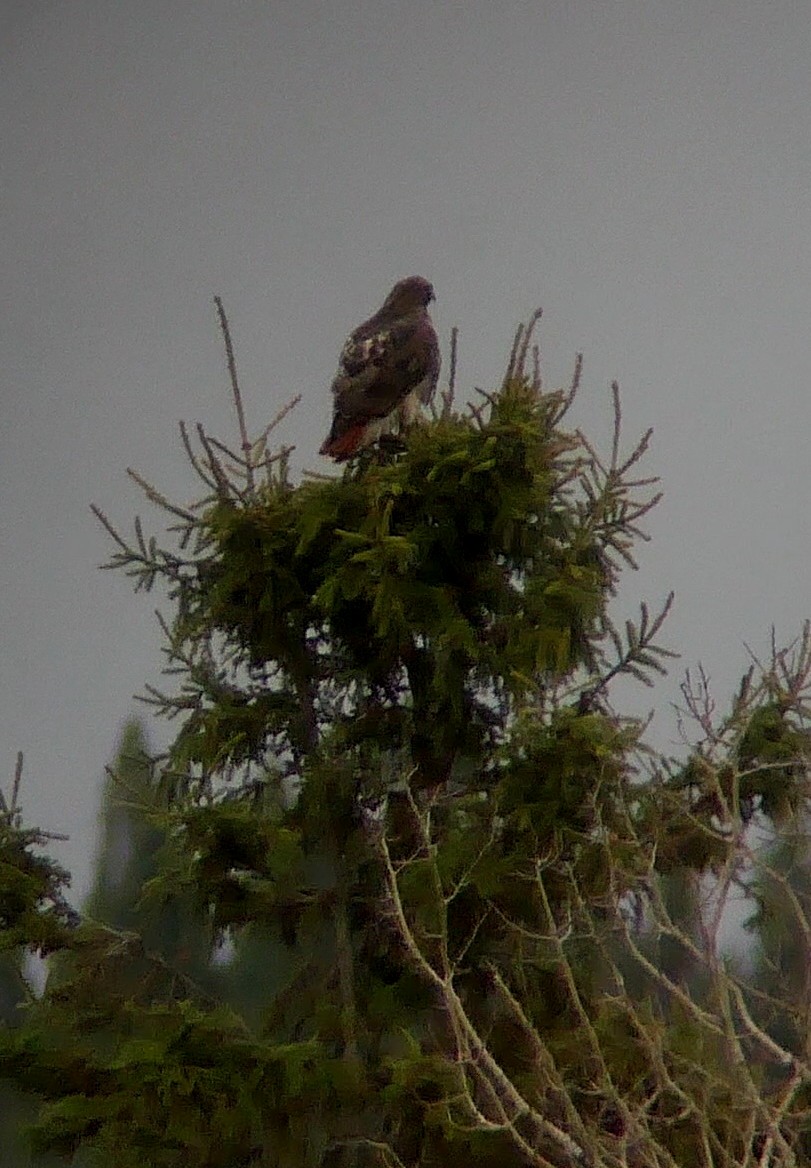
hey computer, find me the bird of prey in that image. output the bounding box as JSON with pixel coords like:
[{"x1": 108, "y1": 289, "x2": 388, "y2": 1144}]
[{"x1": 319, "y1": 276, "x2": 440, "y2": 461}]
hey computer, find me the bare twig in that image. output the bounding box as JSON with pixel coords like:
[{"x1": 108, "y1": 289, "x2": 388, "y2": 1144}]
[
  {"x1": 12, "y1": 750, "x2": 22, "y2": 815},
  {"x1": 441, "y1": 325, "x2": 459, "y2": 417},
  {"x1": 195, "y1": 423, "x2": 234, "y2": 499},
  {"x1": 214, "y1": 295, "x2": 254, "y2": 493},
  {"x1": 126, "y1": 468, "x2": 198, "y2": 523},
  {"x1": 178, "y1": 419, "x2": 219, "y2": 493},
  {"x1": 257, "y1": 393, "x2": 302, "y2": 444},
  {"x1": 90, "y1": 504, "x2": 133, "y2": 554},
  {"x1": 516, "y1": 307, "x2": 543, "y2": 379}
]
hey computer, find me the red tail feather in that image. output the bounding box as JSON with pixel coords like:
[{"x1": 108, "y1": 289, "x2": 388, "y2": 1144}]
[{"x1": 319, "y1": 421, "x2": 369, "y2": 461}]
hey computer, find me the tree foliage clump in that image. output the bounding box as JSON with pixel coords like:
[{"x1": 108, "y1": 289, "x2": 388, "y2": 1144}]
[{"x1": 2, "y1": 308, "x2": 811, "y2": 1167}]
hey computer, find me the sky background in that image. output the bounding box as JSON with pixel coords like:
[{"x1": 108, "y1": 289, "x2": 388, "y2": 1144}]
[{"x1": 2, "y1": 0, "x2": 811, "y2": 903}]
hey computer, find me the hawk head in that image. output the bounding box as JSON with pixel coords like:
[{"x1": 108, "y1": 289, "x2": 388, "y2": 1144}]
[{"x1": 382, "y1": 276, "x2": 435, "y2": 315}]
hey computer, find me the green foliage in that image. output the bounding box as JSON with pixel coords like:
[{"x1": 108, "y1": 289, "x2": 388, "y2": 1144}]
[
  {"x1": 736, "y1": 701, "x2": 807, "y2": 821},
  {"x1": 0, "y1": 821, "x2": 75, "y2": 956},
  {"x1": 3, "y1": 314, "x2": 811, "y2": 1166}
]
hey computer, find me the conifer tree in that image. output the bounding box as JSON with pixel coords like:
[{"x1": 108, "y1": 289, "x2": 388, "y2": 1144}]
[
  {"x1": 747, "y1": 785, "x2": 811, "y2": 1071},
  {"x1": 0, "y1": 761, "x2": 71, "y2": 1167},
  {"x1": 0, "y1": 949, "x2": 36, "y2": 1167},
  {"x1": 87, "y1": 716, "x2": 280, "y2": 1027},
  {"x1": 2, "y1": 305, "x2": 811, "y2": 1167},
  {"x1": 84, "y1": 718, "x2": 221, "y2": 994}
]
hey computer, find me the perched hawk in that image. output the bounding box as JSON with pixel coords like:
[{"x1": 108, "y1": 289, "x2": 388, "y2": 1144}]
[{"x1": 319, "y1": 276, "x2": 440, "y2": 461}]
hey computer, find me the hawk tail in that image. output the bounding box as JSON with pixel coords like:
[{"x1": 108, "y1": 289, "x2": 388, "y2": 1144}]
[{"x1": 319, "y1": 419, "x2": 369, "y2": 461}]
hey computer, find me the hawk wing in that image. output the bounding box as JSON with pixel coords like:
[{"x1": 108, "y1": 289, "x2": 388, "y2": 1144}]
[{"x1": 334, "y1": 315, "x2": 438, "y2": 416}]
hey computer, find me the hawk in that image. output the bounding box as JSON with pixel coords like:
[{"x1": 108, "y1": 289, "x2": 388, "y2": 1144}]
[{"x1": 319, "y1": 276, "x2": 440, "y2": 461}]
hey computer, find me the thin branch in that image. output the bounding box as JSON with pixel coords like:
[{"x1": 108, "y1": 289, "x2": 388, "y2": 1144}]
[
  {"x1": 195, "y1": 423, "x2": 235, "y2": 499},
  {"x1": 441, "y1": 325, "x2": 459, "y2": 417},
  {"x1": 178, "y1": 419, "x2": 219, "y2": 493},
  {"x1": 516, "y1": 307, "x2": 543, "y2": 378},
  {"x1": 254, "y1": 394, "x2": 302, "y2": 457},
  {"x1": 12, "y1": 750, "x2": 22, "y2": 815},
  {"x1": 214, "y1": 295, "x2": 254, "y2": 493},
  {"x1": 90, "y1": 504, "x2": 132, "y2": 554},
  {"x1": 125, "y1": 468, "x2": 198, "y2": 523}
]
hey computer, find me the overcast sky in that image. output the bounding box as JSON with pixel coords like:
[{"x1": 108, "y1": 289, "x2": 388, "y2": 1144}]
[{"x1": 3, "y1": 0, "x2": 811, "y2": 902}]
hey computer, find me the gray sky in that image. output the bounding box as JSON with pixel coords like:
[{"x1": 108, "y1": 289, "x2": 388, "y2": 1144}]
[{"x1": 3, "y1": 0, "x2": 811, "y2": 902}]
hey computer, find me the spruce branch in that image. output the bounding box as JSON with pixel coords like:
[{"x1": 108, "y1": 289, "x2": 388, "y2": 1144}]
[
  {"x1": 178, "y1": 418, "x2": 220, "y2": 494},
  {"x1": 504, "y1": 307, "x2": 544, "y2": 386},
  {"x1": 90, "y1": 508, "x2": 195, "y2": 591},
  {"x1": 195, "y1": 422, "x2": 236, "y2": 499},
  {"x1": 259, "y1": 392, "x2": 303, "y2": 446},
  {"x1": 125, "y1": 467, "x2": 198, "y2": 524},
  {"x1": 581, "y1": 592, "x2": 677, "y2": 707}
]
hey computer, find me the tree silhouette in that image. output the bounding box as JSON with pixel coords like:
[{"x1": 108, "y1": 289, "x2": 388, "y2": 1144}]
[{"x1": 83, "y1": 718, "x2": 221, "y2": 993}]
